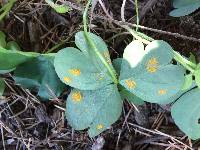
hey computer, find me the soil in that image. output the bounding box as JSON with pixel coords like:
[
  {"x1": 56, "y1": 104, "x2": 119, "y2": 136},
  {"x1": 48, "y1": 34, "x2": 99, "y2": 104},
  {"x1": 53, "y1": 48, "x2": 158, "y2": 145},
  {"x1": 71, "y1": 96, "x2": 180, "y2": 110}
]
[{"x1": 1, "y1": 0, "x2": 200, "y2": 150}]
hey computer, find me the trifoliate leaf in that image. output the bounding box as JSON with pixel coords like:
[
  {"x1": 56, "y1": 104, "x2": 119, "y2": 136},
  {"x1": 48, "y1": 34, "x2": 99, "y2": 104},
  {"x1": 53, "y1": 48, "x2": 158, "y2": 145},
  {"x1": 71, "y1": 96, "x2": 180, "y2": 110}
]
[
  {"x1": 54, "y1": 47, "x2": 112, "y2": 90},
  {"x1": 171, "y1": 88, "x2": 200, "y2": 140},
  {"x1": 119, "y1": 40, "x2": 185, "y2": 104},
  {"x1": 66, "y1": 84, "x2": 122, "y2": 137},
  {"x1": 14, "y1": 55, "x2": 65, "y2": 100}
]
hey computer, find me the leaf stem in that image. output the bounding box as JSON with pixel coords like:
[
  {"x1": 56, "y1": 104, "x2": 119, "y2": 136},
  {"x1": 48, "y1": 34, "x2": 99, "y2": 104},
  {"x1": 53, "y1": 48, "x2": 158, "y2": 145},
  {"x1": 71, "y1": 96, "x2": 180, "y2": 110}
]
[
  {"x1": 83, "y1": 0, "x2": 118, "y2": 84},
  {"x1": 0, "y1": 0, "x2": 16, "y2": 22},
  {"x1": 135, "y1": 0, "x2": 139, "y2": 31},
  {"x1": 173, "y1": 51, "x2": 196, "y2": 73}
]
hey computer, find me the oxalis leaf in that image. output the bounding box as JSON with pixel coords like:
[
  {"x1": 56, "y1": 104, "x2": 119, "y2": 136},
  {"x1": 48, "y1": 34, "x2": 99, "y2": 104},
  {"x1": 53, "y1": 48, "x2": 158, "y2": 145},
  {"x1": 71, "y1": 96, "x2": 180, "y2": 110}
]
[
  {"x1": 171, "y1": 88, "x2": 200, "y2": 140},
  {"x1": 54, "y1": 32, "x2": 114, "y2": 90},
  {"x1": 14, "y1": 55, "x2": 65, "y2": 100},
  {"x1": 120, "y1": 88, "x2": 144, "y2": 105},
  {"x1": 170, "y1": 0, "x2": 200, "y2": 17},
  {"x1": 75, "y1": 31, "x2": 114, "y2": 71},
  {"x1": 112, "y1": 58, "x2": 144, "y2": 105},
  {"x1": 0, "y1": 47, "x2": 39, "y2": 72},
  {"x1": 119, "y1": 40, "x2": 185, "y2": 104},
  {"x1": 66, "y1": 84, "x2": 122, "y2": 137},
  {"x1": 182, "y1": 74, "x2": 193, "y2": 90}
]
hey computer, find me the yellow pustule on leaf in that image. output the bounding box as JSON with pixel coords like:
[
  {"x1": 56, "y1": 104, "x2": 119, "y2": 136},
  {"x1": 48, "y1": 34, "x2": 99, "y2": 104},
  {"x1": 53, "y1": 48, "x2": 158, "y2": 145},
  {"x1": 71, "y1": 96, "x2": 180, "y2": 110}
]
[
  {"x1": 125, "y1": 79, "x2": 136, "y2": 89},
  {"x1": 63, "y1": 77, "x2": 71, "y2": 83},
  {"x1": 146, "y1": 57, "x2": 159, "y2": 73},
  {"x1": 158, "y1": 89, "x2": 167, "y2": 95},
  {"x1": 71, "y1": 91, "x2": 82, "y2": 102},
  {"x1": 96, "y1": 124, "x2": 104, "y2": 130},
  {"x1": 69, "y1": 68, "x2": 81, "y2": 76}
]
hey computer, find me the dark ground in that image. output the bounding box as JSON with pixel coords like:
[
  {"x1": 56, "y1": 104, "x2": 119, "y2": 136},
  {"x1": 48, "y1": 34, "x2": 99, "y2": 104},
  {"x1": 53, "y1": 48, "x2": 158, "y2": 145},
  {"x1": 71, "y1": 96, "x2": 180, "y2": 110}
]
[{"x1": 0, "y1": 0, "x2": 200, "y2": 149}]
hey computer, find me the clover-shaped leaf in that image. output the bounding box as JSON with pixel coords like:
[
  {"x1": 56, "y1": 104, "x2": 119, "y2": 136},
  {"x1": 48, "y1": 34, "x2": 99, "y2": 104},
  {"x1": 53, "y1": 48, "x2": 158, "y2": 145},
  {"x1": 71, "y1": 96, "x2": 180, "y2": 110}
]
[
  {"x1": 119, "y1": 40, "x2": 185, "y2": 104},
  {"x1": 66, "y1": 84, "x2": 122, "y2": 137},
  {"x1": 170, "y1": 0, "x2": 200, "y2": 17},
  {"x1": 54, "y1": 47, "x2": 112, "y2": 90},
  {"x1": 54, "y1": 32, "x2": 114, "y2": 90},
  {"x1": 171, "y1": 88, "x2": 200, "y2": 140},
  {"x1": 14, "y1": 55, "x2": 65, "y2": 100}
]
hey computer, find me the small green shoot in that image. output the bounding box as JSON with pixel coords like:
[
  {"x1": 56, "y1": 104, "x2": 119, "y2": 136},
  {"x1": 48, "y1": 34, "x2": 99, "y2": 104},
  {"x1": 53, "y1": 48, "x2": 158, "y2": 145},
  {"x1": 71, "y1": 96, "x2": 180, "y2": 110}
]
[{"x1": 45, "y1": 0, "x2": 71, "y2": 13}]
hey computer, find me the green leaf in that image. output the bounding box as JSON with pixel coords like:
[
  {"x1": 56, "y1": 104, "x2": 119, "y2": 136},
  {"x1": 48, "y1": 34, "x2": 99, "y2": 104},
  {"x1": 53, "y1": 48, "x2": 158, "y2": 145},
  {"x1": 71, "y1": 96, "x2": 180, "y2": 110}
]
[
  {"x1": 0, "y1": 47, "x2": 38, "y2": 71},
  {"x1": 195, "y1": 68, "x2": 200, "y2": 88},
  {"x1": 45, "y1": 0, "x2": 71, "y2": 13},
  {"x1": 14, "y1": 55, "x2": 65, "y2": 100},
  {"x1": 170, "y1": 0, "x2": 200, "y2": 17},
  {"x1": 171, "y1": 88, "x2": 200, "y2": 140},
  {"x1": 120, "y1": 88, "x2": 144, "y2": 105},
  {"x1": 182, "y1": 74, "x2": 193, "y2": 90},
  {"x1": 66, "y1": 84, "x2": 122, "y2": 137},
  {"x1": 54, "y1": 47, "x2": 112, "y2": 90},
  {"x1": 189, "y1": 53, "x2": 196, "y2": 64},
  {"x1": 0, "y1": 78, "x2": 5, "y2": 96},
  {"x1": 0, "y1": 31, "x2": 6, "y2": 48},
  {"x1": 112, "y1": 58, "x2": 122, "y2": 76},
  {"x1": 173, "y1": 0, "x2": 200, "y2": 8},
  {"x1": 119, "y1": 40, "x2": 185, "y2": 104},
  {"x1": 6, "y1": 41, "x2": 21, "y2": 51},
  {"x1": 0, "y1": 68, "x2": 15, "y2": 74},
  {"x1": 75, "y1": 31, "x2": 113, "y2": 70}
]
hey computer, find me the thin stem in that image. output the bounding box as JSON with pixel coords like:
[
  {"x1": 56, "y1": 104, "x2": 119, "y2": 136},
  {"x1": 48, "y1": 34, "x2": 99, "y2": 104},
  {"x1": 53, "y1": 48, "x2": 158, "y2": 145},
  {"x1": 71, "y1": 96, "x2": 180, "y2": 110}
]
[
  {"x1": 135, "y1": 0, "x2": 139, "y2": 31},
  {"x1": 173, "y1": 51, "x2": 196, "y2": 73},
  {"x1": 0, "y1": 0, "x2": 16, "y2": 21},
  {"x1": 123, "y1": 25, "x2": 150, "y2": 44},
  {"x1": 83, "y1": 0, "x2": 118, "y2": 84}
]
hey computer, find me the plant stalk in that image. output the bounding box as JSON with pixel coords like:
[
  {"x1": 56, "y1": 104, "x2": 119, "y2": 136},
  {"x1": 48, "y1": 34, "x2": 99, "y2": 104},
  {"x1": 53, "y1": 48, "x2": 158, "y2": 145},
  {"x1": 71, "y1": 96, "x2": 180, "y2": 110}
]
[
  {"x1": 135, "y1": 0, "x2": 139, "y2": 31},
  {"x1": 0, "y1": 0, "x2": 16, "y2": 21},
  {"x1": 83, "y1": 0, "x2": 118, "y2": 84}
]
